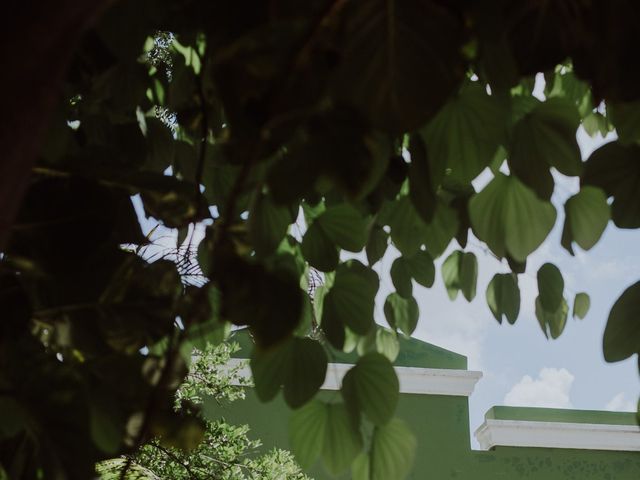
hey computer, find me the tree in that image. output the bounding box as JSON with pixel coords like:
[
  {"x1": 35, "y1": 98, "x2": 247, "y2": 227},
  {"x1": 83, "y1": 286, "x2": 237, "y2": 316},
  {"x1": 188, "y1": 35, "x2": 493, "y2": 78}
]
[
  {"x1": 96, "y1": 342, "x2": 310, "y2": 479},
  {"x1": 3, "y1": 1, "x2": 640, "y2": 478}
]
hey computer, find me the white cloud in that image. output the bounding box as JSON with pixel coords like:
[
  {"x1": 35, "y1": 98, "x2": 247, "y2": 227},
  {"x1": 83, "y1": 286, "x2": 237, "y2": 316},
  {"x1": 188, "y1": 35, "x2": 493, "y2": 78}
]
[
  {"x1": 504, "y1": 368, "x2": 574, "y2": 408},
  {"x1": 605, "y1": 392, "x2": 636, "y2": 412}
]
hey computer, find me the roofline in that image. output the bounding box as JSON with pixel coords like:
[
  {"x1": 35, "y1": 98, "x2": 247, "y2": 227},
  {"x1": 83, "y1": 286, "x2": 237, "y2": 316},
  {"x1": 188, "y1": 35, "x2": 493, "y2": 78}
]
[
  {"x1": 475, "y1": 418, "x2": 640, "y2": 452},
  {"x1": 224, "y1": 359, "x2": 482, "y2": 397}
]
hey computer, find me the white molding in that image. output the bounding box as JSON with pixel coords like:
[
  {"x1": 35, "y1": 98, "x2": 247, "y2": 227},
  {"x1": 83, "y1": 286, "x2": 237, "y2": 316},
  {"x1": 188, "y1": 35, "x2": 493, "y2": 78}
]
[
  {"x1": 475, "y1": 418, "x2": 640, "y2": 452},
  {"x1": 224, "y1": 359, "x2": 482, "y2": 397}
]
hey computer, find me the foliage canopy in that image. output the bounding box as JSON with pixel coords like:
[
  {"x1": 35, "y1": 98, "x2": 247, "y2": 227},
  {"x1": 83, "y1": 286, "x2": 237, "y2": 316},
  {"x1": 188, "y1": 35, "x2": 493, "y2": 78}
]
[{"x1": 3, "y1": 1, "x2": 640, "y2": 478}]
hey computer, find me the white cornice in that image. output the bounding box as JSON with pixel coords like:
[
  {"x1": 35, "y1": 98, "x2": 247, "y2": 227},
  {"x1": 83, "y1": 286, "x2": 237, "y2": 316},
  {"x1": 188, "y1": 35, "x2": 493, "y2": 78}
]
[
  {"x1": 475, "y1": 418, "x2": 640, "y2": 452},
  {"x1": 225, "y1": 359, "x2": 482, "y2": 397}
]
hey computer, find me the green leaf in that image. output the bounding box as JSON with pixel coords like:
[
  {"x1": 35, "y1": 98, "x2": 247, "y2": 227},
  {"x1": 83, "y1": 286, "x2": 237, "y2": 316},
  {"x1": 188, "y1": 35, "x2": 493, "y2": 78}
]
[
  {"x1": 366, "y1": 226, "x2": 388, "y2": 266},
  {"x1": 301, "y1": 221, "x2": 339, "y2": 272},
  {"x1": 89, "y1": 400, "x2": 122, "y2": 455},
  {"x1": 342, "y1": 353, "x2": 399, "y2": 426},
  {"x1": 582, "y1": 111, "x2": 610, "y2": 138},
  {"x1": 582, "y1": 142, "x2": 640, "y2": 228},
  {"x1": 422, "y1": 83, "x2": 507, "y2": 183},
  {"x1": 351, "y1": 453, "x2": 371, "y2": 480},
  {"x1": 408, "y1": 133, "x2": 438, "y2": 223},
  {"x1": 469, "y1": 173, "x2": 557, "y2": 261},
  {"x1": 609, "y1": 100, "x2": 640, "y2": 145},
  {"x1": 249, "y1": 192, "x2": 295, "y2": 257},
  {"x1": 251, "y1": 337, "x2": 328, "y2": 408},
  {"x1": 561, "y1": 186, "x2": 610, "y2": 254},
  {"x1": 322, "y1": 403, "x2": 363, "y2": 475},
  {"x1": 322, "y1": 261, "x2": 379, "y2": 338},
  {"x1": 384, "y1": 293, "x2": 419, "y2": 336},
  {"x1": 573, "y1": 292, "x2": 591, "y2": 320},
  {"x1": 370, "y1": 418, "x2": 416, "y2": 480},
  {"x1": 390, "y1": 258, "x2": 413, "y2": 298},
  {"x1": 486, "y1": 273, "x2": 520, "y2": 324},
  {"x1": 537, "y1": 263, "x2": 564, "y2": 313},
  {"x1": 406, "y1": 250, "x2": 435, "y2": 288},
  {"x1": 422, "y1": 202, "x2": 459, "y2": 259},
  {"x1": 334, "y1": 0, "x2": 464, "y2": 132},
  {"x1": 285, "y1": 338, "x2": 329, "y2": 408},
  {"x1": 545, "y1": 70, "x2": 592, "y2": 117},
  {"x1": 442, "y1": 250, "x2": 478, "y2": 301},
  {"x1": 289, "y1": 400, "x2": 328, "y2": 469},
  {"x1": 510, "y1": 97, "x2": 582, "y2": 180},
  {"x1": 603, "y1": 282, "x2": 640, "y2": 362},
  {"x1": 375, "y1": 329, "x2": 400, "y2": 362},
  {"x1": 535, "y1": 296, "x2": 568, "y2": 339},
  {"x1": 387, "y1": 196, "x2": 428, "y2": 256},
  {"x1": 0, "y1": 397, "x2": 28, "y2": 440},
  {"x1": 317, "y1": 204, "x2": 368, "y2": 252}
]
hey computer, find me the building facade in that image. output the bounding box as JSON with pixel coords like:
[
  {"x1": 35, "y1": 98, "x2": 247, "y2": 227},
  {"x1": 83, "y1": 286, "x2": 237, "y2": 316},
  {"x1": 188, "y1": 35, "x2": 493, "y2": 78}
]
[{"x1": 218, "y1": 331, "x2": 640, "y2": 479}]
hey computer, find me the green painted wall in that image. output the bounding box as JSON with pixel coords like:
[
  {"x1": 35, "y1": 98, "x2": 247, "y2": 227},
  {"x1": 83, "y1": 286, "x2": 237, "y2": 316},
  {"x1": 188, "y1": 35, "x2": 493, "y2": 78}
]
[
  {"x1": 213, "y1": 389, "x2": 640, "y2": 479},
  {"x1": 223, "y1": 331, "x2": 640, "y2": 478}
]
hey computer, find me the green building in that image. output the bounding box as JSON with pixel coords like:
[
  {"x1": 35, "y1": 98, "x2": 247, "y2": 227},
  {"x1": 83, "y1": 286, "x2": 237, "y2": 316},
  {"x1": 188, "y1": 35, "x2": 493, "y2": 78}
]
[{"x1": 219, "y1": 331, "x2": 640, "y2": 479}]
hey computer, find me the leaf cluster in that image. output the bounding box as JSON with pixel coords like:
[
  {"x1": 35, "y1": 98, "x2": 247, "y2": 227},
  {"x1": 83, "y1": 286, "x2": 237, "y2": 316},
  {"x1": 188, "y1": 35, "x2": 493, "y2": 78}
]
[{"x1": 5, "y1": 1, "x2": 640, "y2": 478}]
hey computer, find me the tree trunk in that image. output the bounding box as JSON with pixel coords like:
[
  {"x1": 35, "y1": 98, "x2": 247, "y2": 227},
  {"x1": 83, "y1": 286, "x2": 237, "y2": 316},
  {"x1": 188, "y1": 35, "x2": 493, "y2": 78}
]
[{"x1": 0, "y1": 0, "x2": 115, "y2": 248}]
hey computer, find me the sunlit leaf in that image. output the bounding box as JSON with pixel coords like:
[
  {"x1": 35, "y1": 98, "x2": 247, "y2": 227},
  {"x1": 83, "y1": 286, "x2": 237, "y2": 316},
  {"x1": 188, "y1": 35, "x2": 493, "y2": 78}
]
[
  {"x1": 289, "y1": 400, "x2": 328, "y2": 469},
  {"x1": 535, "y1": 296, "x2": 568, "y2": 339},
  {"x1": 442, "y1": 250, "x2": 477, "y2": 301},
  {"x1": 370, "y1": 418, "x2": 416, "y2": 480},
  {"x1": 573, "y1": 292, "x2": 591, "y2": 320},
  {"x1": 469, "y1": 173, "x2": 556, "y2": 261},
  {"x1": 322, "y1": 403, "x2": 362, "y2": 475},
  {"x1": 341, "y1": 353, "x2": 399, "y2": 426},
  {"x1": 422, "y1": 83, "x2": 507, "y2": 183}
]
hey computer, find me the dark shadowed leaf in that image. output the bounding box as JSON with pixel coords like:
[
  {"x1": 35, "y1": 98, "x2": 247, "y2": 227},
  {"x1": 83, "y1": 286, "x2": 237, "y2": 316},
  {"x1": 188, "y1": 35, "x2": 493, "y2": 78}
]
[
  {"x1": 406, "y1": 250, "x2": 435, "y2": 288},
  {"x1": 322, "y1": 261, "x2": 379, "y2": 338},
  {"x1": 582, "y1": 142, "x2": 640, "y2": 229},
  {"x1": 486, "y1": 273, "x2": 520, "y2": 324},
  {"x1": 249, "y1": 192, "x2": 295, "y2": 257},
  {"x1": 603, "y1": 282, "x2": 640, "y2": 362},
  {"x1": 334, "y1": 0, "x2": 464, "y2": 132},
  {"x1": 537, "y1": 263, "x2": 564, "y2": 313},
  {"x1": 366, "y1": 226, "x2": 388, "y2": 266},
  {"x1": 561, "y1": 186, "x2": 610, "y2": 254},
  {"x1": 390, "y1": 258, "x2": 413, "y2": 298},
  {"x1": 251, "y1": 337, "x2": 328, "y2": 408},
  {"x1": 384, "y1": 293, "x2": 419, "y2": 336},
  {"x1": 301, "y1": 221, "x2": 339, "y2": 272}
]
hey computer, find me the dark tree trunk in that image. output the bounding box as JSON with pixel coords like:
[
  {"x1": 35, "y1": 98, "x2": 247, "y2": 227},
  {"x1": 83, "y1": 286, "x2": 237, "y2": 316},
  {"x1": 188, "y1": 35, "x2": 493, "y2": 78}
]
[{"x1": 0, "y1": 0, "x2": 115, "y2": 248}]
